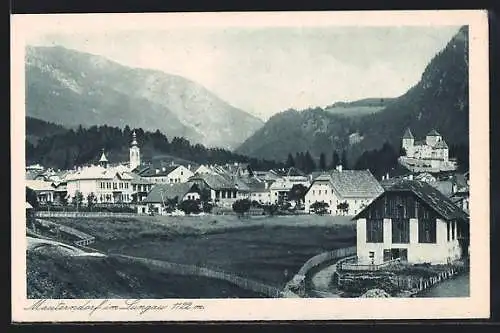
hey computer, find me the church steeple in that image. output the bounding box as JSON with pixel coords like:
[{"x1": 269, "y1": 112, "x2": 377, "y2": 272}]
[
  {"x1": 99, "y1": 149, "x2": 109, "y2": 168},
  {"x1": 131, "y1": 130, "x2": 138, "y2": 147},
  {"x1": 129, "y1": 130, "x2": 141, "y2": 171}
]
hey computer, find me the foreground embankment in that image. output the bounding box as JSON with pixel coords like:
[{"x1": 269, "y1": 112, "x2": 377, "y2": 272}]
[
  {"x1": 27, "y1": 247, "x2": 264, "y2": 299},
  {"x1": 31, "y1": 215, "x2": 356, "y2": 293}
]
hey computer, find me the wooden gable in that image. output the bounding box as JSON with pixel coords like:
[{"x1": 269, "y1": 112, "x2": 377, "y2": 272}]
[{"x1": 357, "y1": 191, "x2": 437, "y2": 221}]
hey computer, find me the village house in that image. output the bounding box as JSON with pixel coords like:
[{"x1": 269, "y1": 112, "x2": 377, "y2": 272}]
[
  {"x1": 26, "y1": 179, "x2": 57, "y2": 204},
  {"x1": 129, "y1": 173, "x2": 154, "y2": 203},
  {"x1": 137, "y1": 164, "x2": 194, "y2": 184},
  {"x1": 304, "y1": 166, "x2": 384, "y2": 216},
  {"x1": 188, "y1": 173, "x2": 249, "y2": 208},
  {"x1": 65, "y1": 151, "x2": 134, "y2": 204},
  {"x1": 269, "y1": 167, "x2": 310, "y2": 204},
  {"x1": 246, "y1": 177, "x2": 273, "y2": 205},
  {"x1": 194, "y1": 164, "x2": 214, "y2": 175},
  {"x1": 138, "y1": 182, "x2": 201, "y2": 214},
  {"x1": 399, "y1": 128, "x2": 457, "y2": 173},
  {"x1": 352, "y1": 180, "x2": 469, "y2": 266}
]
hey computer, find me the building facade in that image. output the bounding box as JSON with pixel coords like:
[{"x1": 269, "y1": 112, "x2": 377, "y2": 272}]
[
  {"x1": 138, "y1": 165, "x2": 194, "y2": 184},
  {"x1": 353, "y1": 180, "x2": 469, "y2": 265},
  {"x1": 304, "y1": 167, "x2": 384, "y2": 216}
]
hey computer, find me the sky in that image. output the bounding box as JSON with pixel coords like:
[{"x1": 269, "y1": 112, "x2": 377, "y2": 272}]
[{"x1": 27, "y1": 25, "x2": 461, "y2": 120}]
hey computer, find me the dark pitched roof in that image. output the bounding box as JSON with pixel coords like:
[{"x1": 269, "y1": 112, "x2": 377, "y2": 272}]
[
  {"x1": 189, "y1": 173, "x2": 237, "y2": 190},
  {"x1": 128, "y1": 172, "x2": 153, "y2": 185},
  {"x1": 330, "y1": 170, "x2": 384, "y2": 198},
  {"x1": 311, "y1": 170, "x2": 384, "y2": 198},
  {"x1": 143, "y1": 182, "x2": 198, "y2": 203},
  {"x1": 403, "y1": 128, "x2": 414, "y2": 139},
  {"x1": 245, "y1": 177, "x2": 268, "y2": 191},
  {"x1": 427, "y1": 129, "x2": 441, "y2": 137},
  {"x1": 354, "y1": 180, "x2": 469, "y2": 222},
  {"x1": 434, "y1": 140, "x2": 448, "y2": 149}
]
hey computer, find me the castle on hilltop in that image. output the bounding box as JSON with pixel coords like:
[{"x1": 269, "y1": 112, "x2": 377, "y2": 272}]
[{"x1": 399, "y1": 128, "x2": 457, "y2": 173}]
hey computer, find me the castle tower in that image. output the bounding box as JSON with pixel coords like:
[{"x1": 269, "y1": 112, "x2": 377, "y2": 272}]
[
  {"x1": 99, "y1": 149, "x2": 109, "y2": 168},
  {"x1": 129, "y1": 130, "x2": 141, "y2": 171},
  {"x1": 402, "y1": 128, "x2": 414, "y2": 156},
  {"x1": 426, "y1": 129, "x2": 442, "y2": 147}
]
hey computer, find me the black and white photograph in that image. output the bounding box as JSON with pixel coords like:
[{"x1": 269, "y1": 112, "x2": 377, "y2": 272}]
[{"x1": 11, "y1": 11, "x2": 490, "y2": 322}]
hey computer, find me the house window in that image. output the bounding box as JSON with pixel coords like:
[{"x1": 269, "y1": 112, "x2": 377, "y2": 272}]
[
  {"x1": 113, "y1": 183, "x2": 117, "y2": 190},
  {"x1": 418, "y1": 217, "x2": 436, "y2": 243},
  {"x1": 392, "y1": 218, "x2": 410, "y2": 244},
  {"x1": 447, "y1": 221, "x2": 451, "y2": 241},
  {"x1": 312, "y1": 190, "x2": 315, "y2": 195},
  {"x1": 451, "y1": 221, "x2": 456, "y2": 240},
  {"x1": 222, "y1": 191, "x2": 226, "y2": 199},
  {"x1": 233, "y1": 191, "x2": 237, "y2": 198},
  {"x1": 366, "y1": 218, "x2": 384, "y2": 243},
  {"x1": 125, "y1": 183, "x2": 129, "y2": 189}
]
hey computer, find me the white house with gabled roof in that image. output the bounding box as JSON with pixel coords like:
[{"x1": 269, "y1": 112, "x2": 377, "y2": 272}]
[
  {"x1": 304, "y1": 166, "x2": 384, "y2": 216},
  {"x1": 352, "y1": 180, "x2": 469, "y2": 265},
  {"x1": 65, "y1": 151, "x2": 134, "y2": 204}
]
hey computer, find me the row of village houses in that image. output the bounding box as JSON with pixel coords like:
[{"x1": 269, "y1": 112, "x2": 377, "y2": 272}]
[
  {"x1": 26, "y1": 156, "x2": 469, "y2": 217},
  {"x1": 26, "y1": 130, "x2": 469, "y2": 216}
]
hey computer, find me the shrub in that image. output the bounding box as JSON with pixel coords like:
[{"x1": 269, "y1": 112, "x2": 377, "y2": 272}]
[
  {"x1": 178, "y1": 199, "x2": 202, "y2": 215},
  {"x1": 310, "y1": 201, "x2": 329, "y2": 215},
  {"x1": 232, "y1": 199, "x2": 251, "y2": 217}
]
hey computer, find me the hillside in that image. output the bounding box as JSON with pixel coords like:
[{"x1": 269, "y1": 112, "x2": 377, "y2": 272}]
[
  {"x1": 25, "y1": 118, "x2": 283, "y2": 171},
  {"x1": 25, "y1": 46, "x2": 264, "y2": 150},
  {"x1": 26, "y1": 117, "x2": 67, "y2": 145},
  {"x1": 324, "y1": 97, "x2": 396, "y2": 117},
  {"x1": 27, "y1": 249, "x2": 261, "y2": 299},
  {"x1": 236, "y1": 26, "x2": 469, "y2": 164},
  {"x1": 237, "y1": 108, "x2": 354, "y2": 162}
]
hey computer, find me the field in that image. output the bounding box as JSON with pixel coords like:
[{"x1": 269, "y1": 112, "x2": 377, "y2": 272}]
[
  {"x1": 32, "y1": 214, "x2": 356, "y2": 297},
  {"x1": 27, "y1": 248, "x2": 263, "y2": 299},
  {"x1": 50, "y1": 215, "x2": 356, "y2": 287}
]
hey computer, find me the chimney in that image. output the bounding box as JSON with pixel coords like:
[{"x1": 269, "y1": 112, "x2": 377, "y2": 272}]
[
  {"x1": 408, "y1": 174, "x2": 413, "y2": 181},
  {"x1": 155, "y1": 169, "x2": 159, "y2": 174},
  {"x1": 336, "y1": 165, "x2": 343, "y2": 172},
  {"x1": 188, "y1": 164, "x2": 191, "y2": 170},
  {"x1": 162, "y1": 167, "x2": 166, "y2": 172}
]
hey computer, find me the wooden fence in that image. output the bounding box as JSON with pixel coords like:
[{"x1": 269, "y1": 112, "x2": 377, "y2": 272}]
[
  {"x1": 338, "y1": 258, "x2": 401, "y2": 272},
  {"x1": 284, "y1": 246, "x2": 357, "y2": 297},
  {"x1": 114, "y1": 254, "x2": 283, "y2": 298},
  {"x1": 35, "y1": 211, "x2": 137, "y2": 218},
  {"x1": 33, "y1": 218, "x2": 96, "y2": 247},
  {"x1": 298, "y1": 246, "x2": 357, "y2": 277}
]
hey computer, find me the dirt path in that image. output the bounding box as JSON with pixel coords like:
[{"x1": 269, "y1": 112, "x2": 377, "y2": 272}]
[{"x1": 309, "y1": 263, "x2": 340, "y2": 298}]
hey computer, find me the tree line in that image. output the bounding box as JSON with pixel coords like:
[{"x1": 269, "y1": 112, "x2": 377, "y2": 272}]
[
  {"x1": 284, "y1": 150, "x2": 348, "y2": 174},
  {"x1": 26, "y1": 120, "x2": 285, "y2": 171}
]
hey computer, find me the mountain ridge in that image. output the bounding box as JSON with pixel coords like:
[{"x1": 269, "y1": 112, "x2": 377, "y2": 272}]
[
  {"x1": 25, "y1": 45, "x2": 264, "y2": 150},
  {"x1": 236, "y1": 26, "x2": 469, "y2": 164}
]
